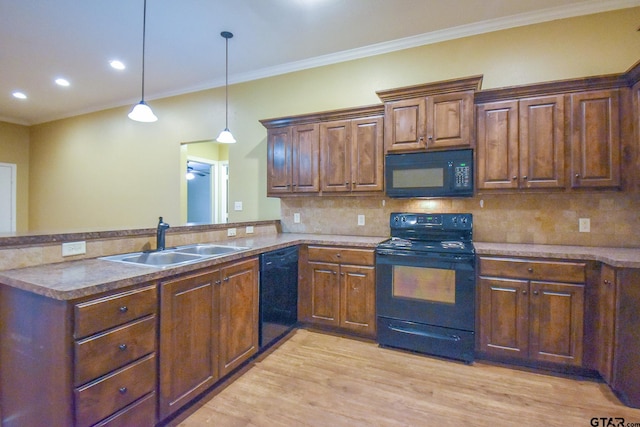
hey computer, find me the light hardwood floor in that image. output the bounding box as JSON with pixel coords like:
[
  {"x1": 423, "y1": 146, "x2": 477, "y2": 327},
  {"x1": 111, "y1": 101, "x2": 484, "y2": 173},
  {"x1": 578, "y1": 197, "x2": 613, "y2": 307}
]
[{"x1": 176, "y1": 329, "x2": 640, "y2": 427}]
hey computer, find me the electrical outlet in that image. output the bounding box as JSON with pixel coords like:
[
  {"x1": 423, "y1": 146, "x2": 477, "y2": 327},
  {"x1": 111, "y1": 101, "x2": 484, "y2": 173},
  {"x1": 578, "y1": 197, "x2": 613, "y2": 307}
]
[
  {"x1": 227, "y1": 227, "x2": 237, "y2": 237},
  {"x1": 246, "y1": 225, "x2": 254, "y2": 234},
  {"x1": 293, "y1": 213, "x2": 300, "y2": 223},
  {"x1": 579, "y1": 218, "x2": 590, "y2": 233},
  {"x1": 357, "y1": 214, "x2": 365, "y2": 226},
  {"x1": 234, "y1": 201, "x2": 243, "y2": 211},
  {"x1": 62, "y1": 241, "x2": 86, "y2": 257}
]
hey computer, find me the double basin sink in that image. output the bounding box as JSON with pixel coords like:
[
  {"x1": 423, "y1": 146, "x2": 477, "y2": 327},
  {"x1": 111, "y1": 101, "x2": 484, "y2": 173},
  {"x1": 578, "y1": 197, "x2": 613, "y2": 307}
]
[{"x1": 100, "y1": 243, "x2": 250, "y2": 269}]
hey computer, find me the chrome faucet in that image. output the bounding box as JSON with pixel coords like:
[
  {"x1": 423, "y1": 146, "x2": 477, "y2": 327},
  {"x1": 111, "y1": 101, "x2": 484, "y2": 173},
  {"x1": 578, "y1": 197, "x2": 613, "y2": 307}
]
[{"x1": 156, "y1": 216, "x2": 170, "y2": 251}]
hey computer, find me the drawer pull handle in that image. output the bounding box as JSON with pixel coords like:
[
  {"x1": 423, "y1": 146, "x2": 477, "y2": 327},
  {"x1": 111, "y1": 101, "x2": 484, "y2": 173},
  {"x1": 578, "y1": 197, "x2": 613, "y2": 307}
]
[
  {"x1": 119, "y1": 306, "x2": 128, "y2": 313},
  {"x1": 118, "y1": 344, "x2": 128, "y2": 351},
  {"x1": 527, "y1": 268, "x2": 533, "y2": 273},
  {"x1": 118, "y1": 387, "x2": 128, "y2": 394}
]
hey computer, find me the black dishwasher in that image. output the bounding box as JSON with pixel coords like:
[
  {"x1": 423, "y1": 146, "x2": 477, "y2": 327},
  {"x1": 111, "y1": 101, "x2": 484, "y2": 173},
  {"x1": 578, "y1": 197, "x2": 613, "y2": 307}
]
[{"x1": 259, "y1": 245, "x2": 299, "y2": 350}]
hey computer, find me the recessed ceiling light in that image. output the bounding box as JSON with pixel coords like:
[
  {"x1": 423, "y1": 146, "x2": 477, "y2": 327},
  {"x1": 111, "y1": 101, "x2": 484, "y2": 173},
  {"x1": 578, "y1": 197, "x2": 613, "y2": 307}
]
[
  {"x1": 12, "y1": 91, "x2": 27, "y2": 99},
  {"x1": 55, "y1": 78, "x2": 70, "y2": 87},
  {"x1": 109, "y1": 60, "x2": 125, "y2": 70}
]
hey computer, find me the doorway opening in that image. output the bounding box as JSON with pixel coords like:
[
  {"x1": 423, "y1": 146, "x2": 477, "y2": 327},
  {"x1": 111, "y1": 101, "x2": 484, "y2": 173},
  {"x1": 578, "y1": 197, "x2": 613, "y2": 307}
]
[
  {"x1": 186, "y1": 158, "x2": 228, "y2": 224},
  {"x1": 0, "y1": 162, "x2": 17, "y2": 233}
]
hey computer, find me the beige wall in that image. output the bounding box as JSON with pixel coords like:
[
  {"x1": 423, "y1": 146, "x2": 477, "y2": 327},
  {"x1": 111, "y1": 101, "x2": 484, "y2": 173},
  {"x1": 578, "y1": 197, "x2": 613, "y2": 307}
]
[
  {"x1": 20, "y1": 7, "x2": 640, "y2": 233},
  {"x1": 0, "y1": 121, "x2": 29, "y2": 232}
]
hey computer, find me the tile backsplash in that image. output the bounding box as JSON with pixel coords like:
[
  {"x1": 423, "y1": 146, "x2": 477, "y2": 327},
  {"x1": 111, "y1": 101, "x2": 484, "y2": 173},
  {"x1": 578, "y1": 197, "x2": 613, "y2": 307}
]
[{"x1": 280, "y1": 192, "x2": 640, "y2": 248}]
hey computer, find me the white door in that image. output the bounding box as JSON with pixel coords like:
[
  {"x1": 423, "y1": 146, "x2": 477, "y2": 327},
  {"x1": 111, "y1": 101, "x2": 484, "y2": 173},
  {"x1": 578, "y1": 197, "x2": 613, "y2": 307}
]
[{"x1": 0, "y1": 163, "x2": 17, "y2": 233}]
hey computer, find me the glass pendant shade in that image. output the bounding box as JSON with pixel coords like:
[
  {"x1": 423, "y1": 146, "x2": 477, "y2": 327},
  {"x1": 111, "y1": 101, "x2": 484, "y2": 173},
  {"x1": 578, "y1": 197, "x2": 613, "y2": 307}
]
[
  {"x1": 216, "y1": 128, "x2": 236, "y2": 144},
  {"x1": 128, "y1": 101, "x2": 157, "y2": 122}
]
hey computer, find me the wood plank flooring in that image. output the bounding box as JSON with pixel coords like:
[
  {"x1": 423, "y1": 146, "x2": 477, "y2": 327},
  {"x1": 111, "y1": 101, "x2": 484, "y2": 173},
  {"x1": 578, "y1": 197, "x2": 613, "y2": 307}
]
[{"x1": 176, "y1": 329, "x2": 640, "y2": 427}]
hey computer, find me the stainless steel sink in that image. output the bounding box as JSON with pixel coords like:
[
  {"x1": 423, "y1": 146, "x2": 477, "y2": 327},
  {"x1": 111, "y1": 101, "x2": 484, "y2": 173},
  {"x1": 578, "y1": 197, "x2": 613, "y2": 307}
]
[
  {"x1": 100, "y1": 243, "x2": 250, "y2": 268},
  {"x1": 174, "y1": 244, "x2": 248, "y2": 256}
]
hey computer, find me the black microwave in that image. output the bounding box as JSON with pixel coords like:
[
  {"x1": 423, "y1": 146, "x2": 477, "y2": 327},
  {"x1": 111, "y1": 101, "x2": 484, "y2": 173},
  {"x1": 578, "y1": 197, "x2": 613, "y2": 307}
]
[{"x1": 385, "y1": 149, "x2": 473, "y2": 198}]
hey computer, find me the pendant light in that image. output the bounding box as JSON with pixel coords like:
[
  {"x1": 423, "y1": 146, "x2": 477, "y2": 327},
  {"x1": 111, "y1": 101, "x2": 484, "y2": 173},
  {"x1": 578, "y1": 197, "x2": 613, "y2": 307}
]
[
  {"x1": 216, "y1": 31, "x2": 235, "y2": 143},
  {"x1": 128, "y1": 0, "x2": 157, "y2": 122}
]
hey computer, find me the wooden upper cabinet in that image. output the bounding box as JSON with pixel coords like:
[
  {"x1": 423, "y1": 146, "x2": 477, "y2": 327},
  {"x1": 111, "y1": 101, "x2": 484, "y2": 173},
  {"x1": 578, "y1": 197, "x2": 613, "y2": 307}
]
[
  {"x1": 265, "y1": 124, "x2": 320, "y2": 195},
  {"x1": 261, "y1": 105, "x2": 383, "y2": 197},
  {"x1": 266, "y1": 126, "x2": 292, "y2": 194},
  {"x1": 320, "y1": 116, "x2": 384, "y2": 193},
  {"x1": 476, "y1": 100, "x2": 519, "y2": 189},
  {"x1": 377, "y1": 76, "x2": 482, "y2": 153},
  {"x1": 320, "y1": 120, "x2": 351, "y2": 193},
  {"x1": 292, "y1": 124, "x2": 320, "y2": 193},
  {"x1": 519, "y1": 95, "x2": 565, "y2": 188},
  {"x1": 427, "y1": 90, "x2": 475, "y2": 150},
  {"x1": 569, "y1": 89, "x2": 621, "y2": 188},
  {"x1": 476, "y1": 95, "x2": 565, "y2": 190},
  {"x1": 383, "y1": 98, "x2": 427, "y2": 152}
]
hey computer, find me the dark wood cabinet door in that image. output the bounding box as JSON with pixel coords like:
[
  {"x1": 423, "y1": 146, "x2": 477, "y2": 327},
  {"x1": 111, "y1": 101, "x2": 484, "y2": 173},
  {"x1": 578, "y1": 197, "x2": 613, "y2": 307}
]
[
  {"x1": 384, "y1": 98, "x2": 427, "y2": 153},
  {"x1": 339, "y1": 264, "x2": 376, "y2": 337},
  {"x1": 519, "y1": 95, "x2": 565, "y2": 189},
  {"x1": 478, "y1": 277, "x2": 529, "y2": 359},
  {"x1": 351, "y1": 116, "x2": 384, "y2": 192},
  {"x1": 305, "y1": 261, "x2": 340, "y2": 327},
  {"x1": 597, "y1": 264, "x2": 617, "y2": 383},
  {"x1": 266, "y1": 127, "x2": 292, "y2": 194},
  {"x1": 529, "y1": 281, "x2": 584, "y2": 366},
  {"x1": 219, "y1": 258, "x2": 259, "y2": 377},
  {"x1": 426, "y1": 90, "x2": 474, "y2": 150},
  {"x1": 570, "y1": 89, "x2": 621, "y2": 188},
  {"x1": 320, "y1": 120, "x2": 351, "y2": 193},
  {"x1": 292, "y1": 123, "x2": 320, "y2": 193},
  {"x1": 159, "y1": 270, "x2": 219, "y2": 419},
  {"x1": 476, "y1": 101, "x2": 519, "y2": 189}
]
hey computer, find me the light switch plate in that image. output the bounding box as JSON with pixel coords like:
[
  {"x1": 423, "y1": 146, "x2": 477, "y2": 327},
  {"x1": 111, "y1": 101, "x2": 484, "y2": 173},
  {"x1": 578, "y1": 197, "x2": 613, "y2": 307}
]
[
  {"x1": 234, "y1": 201, "x2": 243, "y2": 211},
  {"x1": 227, "y1": 228, "x2": 237, "y2": 237},
  {"x1": 246, "y1": 226, "x2": 254, "y2": 234},
  {"x1": 579, "y1": 218, "x2": 590, "y2": 233},
  {"x1": 293, "y1": 213, "x2": 300, "y2": 223},
  {"x1": 357, "y1": 214, "x2": 365, "y2": 226},
  {"x1": 62, "y1": 241, "x2": 86, "y2": 256}
]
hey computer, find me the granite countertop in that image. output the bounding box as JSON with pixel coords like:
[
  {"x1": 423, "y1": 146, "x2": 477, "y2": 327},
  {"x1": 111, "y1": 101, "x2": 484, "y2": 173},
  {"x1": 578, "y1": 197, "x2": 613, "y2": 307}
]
[
  {"x1": 2, "y1": 234, "x2": 639, "y2": 301},
  {"x1": 0, "y1": 233, "x2": 385, "y2": 301},
  {"x1": 474, "y1": 242, "x2": 640, "y2": 268}
]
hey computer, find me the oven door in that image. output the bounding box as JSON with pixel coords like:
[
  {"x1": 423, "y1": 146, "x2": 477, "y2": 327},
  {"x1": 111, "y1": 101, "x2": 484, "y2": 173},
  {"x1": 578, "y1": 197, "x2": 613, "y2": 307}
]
[{"x1": 375, "y1": 249, "x2": 475, "y2": 332}]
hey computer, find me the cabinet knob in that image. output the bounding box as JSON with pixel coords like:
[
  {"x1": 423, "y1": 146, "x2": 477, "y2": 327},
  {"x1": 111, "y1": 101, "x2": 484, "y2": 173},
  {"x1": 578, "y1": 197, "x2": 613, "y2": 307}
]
[
  {"x1": 223, "y1": 277, "x2": 230, "y2": 282},
  {"x1": 333, "y1": 271, "x2": 337, "y2": 275},
  {"x1": 345, "y1": 182, "x2": 349, "y2": 187},
  {"x1": 119, "y1": 306, "x2": 128, "y2": 313},
  {"x1": 340, "y1": 272, "x2": 344, "y2": 276},
  {"x1": 336, "y1": 253, "x2": 341, "y2": 258},
  {"x1": 527, "y1": 268, "x2": 533, "y2": 273},
  {"x1": 533, "y1": 290, "x2": 539, "y2": 296},
  {"x1": 512, "y1": 176, "x2": 517, "y2": 180},
  {"x1": 575, "y1": 174, "x2": 580, "y2": 178},
  {"x1": 522, "y1": 175, "x2": 528, "y2": 180},
  {"x1": 428, "y1": 136, "x2": 433, "y2": 141},
  {"x1": 118, "y1": 343, "x2": 128, "y2": 351},
  {"x1": 419, "y1": 136, "x2": 424, "y2": 141},
  {"x1": 215, "y1": 280, "x2": 222, "y2": 285},
  {"x1": 522, "y1": 290, "x2": 527, "y2": 295},
  {"x1": 118, "y1": 387, "x2": 128, "y2": 394}
]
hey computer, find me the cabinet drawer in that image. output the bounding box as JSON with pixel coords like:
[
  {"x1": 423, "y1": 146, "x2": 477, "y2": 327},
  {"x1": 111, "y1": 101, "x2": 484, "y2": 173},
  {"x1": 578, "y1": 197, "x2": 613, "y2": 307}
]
[
  {"x1": 75, "y1": 354, "x2": 156, "y2": 427},
  {"x1": 307, "y1": 246, "x2": 374, "y2": 265},
  {"x1": 75, "y1": 315, "x2": 157, "y2": 386},
  {"x1": 75, "y1": 285, "x2": 157, "y2": 339},
  {"x1": 479, "y1": 257, "x2": 586, "y2": 283},
  {"x1": 93, "y1": 392, "x2": 156, "y2": 427}
]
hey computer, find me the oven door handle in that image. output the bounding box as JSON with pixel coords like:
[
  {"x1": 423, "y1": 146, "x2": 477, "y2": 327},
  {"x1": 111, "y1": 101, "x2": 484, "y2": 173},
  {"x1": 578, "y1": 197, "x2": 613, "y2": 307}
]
[{"x1": 388, "y1": 324, "x2": 461, "y2": 342}]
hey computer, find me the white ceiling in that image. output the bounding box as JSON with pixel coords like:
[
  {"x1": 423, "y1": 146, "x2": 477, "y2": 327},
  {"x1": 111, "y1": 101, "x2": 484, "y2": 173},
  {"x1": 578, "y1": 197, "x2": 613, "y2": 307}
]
[{"x1": 1, "y1": 0, "x2": 638, "y2": 125}]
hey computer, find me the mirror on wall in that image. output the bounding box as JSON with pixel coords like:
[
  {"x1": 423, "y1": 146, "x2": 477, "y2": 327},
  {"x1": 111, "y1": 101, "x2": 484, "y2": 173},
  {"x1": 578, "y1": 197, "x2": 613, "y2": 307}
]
[{"x1": 180, "y1": 140, "x2": 229, "y2": 224}]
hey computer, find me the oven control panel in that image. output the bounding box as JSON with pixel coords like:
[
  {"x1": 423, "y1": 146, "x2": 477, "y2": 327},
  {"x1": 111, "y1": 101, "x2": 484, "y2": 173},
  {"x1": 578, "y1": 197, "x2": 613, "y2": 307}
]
[{"x1": 390, "y1": 213, "x2": 473, "y2": 230}]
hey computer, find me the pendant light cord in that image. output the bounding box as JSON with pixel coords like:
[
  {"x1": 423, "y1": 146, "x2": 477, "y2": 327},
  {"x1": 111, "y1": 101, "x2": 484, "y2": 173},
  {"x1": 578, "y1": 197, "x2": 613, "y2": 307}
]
[
  {"x1": 224, "y1": 35, "x2": 229, "y2": 129},
  {"x1": 141, "y1": 0, "x2": 148, "y2": 102}
]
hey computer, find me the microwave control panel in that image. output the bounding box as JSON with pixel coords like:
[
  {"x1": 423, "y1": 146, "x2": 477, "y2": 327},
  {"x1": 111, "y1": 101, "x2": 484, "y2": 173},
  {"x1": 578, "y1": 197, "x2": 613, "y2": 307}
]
[{"x1": 452, "y1": 161, "x2": 472, "y2": 190}]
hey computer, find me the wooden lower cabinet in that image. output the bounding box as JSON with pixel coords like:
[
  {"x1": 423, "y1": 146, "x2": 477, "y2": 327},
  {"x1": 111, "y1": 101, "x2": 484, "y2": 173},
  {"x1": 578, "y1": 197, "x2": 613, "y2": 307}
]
[
  {"x1": 596, "y1": 265, "x2": 640, "y2": 408},
  {"x1": 299, "y1": 246, "x2": 376, "y2": 338},
  {"x1": 0, "y1": 283, "x2": 158, "y2": 427},
  {"x1": 478, "y1": 257, "x2": 586, "y2": 367},
  {"x1": 159, "y1": 257, "x2": 259, "y2": 420}
]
